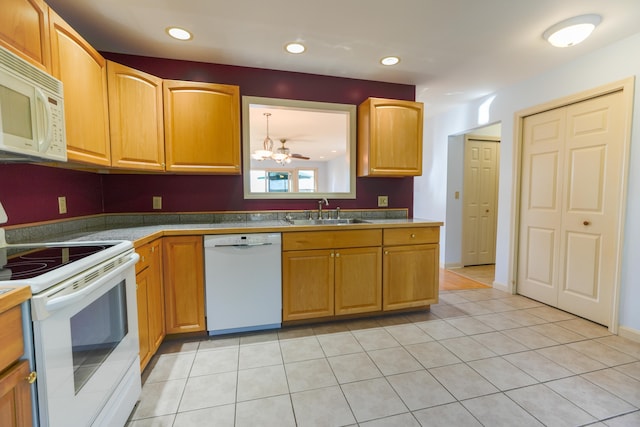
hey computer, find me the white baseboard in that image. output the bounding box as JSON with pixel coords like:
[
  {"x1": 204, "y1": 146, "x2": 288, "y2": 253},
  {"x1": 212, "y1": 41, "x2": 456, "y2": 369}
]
[
  {"x1": 492, "y1": 280, "x2": 512, "y2": 294},
  {"x1": 618, "y1": 326, "x2": 640, "y2": 343},
  {"x1": 444, "y1": 263, "x2": 463, "y2": 269}
]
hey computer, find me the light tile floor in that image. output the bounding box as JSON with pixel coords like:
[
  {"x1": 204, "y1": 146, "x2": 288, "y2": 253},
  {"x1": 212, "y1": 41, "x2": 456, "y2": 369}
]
[{"x1": 126, "y1": 288, "x2": 640, "y2": 426}]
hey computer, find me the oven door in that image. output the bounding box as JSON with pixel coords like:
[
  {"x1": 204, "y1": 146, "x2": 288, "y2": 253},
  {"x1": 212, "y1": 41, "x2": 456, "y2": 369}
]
[{"x1": 31, "y1": 251, "x2": 140, "y2": 427}]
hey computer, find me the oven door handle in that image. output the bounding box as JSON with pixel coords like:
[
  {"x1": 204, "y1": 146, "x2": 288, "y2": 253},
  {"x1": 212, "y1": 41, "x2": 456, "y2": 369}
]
[{"x1": 44, "y1": 254, "x2": 139, "y2": 313}]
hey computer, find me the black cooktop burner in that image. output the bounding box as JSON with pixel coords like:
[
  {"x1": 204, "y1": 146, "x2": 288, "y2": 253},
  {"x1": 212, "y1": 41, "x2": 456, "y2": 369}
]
[{"x1": 1, "y1": 245, "x2": 115, "y2": 280}]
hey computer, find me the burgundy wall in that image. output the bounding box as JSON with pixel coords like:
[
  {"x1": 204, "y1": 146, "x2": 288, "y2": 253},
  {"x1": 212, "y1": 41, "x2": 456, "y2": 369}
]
[
  {"x1": 0, "y1": 164, "x2": 103, "y2": 226},
  {"x1": 1, "y1": 54, "x2": 416, "y2": 227}
]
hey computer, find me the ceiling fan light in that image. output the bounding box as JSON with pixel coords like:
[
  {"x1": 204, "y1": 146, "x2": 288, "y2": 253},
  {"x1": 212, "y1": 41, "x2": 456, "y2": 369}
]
[
  {"x1": 166, "y1": 26, "x2": 193, "y2": 41},
  {"x1": 543, "y1": 14, "x2": 601, "y2": 48}
]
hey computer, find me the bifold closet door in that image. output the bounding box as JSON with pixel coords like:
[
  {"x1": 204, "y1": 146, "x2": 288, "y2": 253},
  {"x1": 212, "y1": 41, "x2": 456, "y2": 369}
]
[{"x1": 518, "y1": 90, "x2": 626, "y2": 326}]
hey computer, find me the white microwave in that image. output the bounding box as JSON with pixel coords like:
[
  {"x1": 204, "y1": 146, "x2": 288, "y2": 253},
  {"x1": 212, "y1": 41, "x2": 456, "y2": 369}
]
[{"x1": 0, "y1": 45, "x2": 66, "y2": 162}]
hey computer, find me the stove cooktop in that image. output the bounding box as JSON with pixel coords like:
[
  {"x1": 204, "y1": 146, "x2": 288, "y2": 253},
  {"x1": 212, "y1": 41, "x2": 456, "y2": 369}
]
[
  {"x1": 0, "y1": 240, "x2": 134, "y2": 294},
  {"x1": 1, "y1": 244, "x2": 116, "y2": 280}
]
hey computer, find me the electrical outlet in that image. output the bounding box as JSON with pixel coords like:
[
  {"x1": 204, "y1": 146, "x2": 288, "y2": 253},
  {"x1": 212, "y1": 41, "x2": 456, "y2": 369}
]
[
  {"x1": 152, "y1": 196, "x2": 162, "y2": 210},
  {"x1": 58, "y1": 196, "x2": 67, "y2": 214},
  {"x1": 378, "y1": 195, "x2": 389, "y2": 207}
]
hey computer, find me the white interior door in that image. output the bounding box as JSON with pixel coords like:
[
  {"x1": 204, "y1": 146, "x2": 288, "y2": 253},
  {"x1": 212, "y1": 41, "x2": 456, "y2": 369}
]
[
  {"x1": 518, "y1": 90, "x2": 626, "y2": 326},
  {"x1": 462, "y1": 137, "x2": 499, "y2": 266}
]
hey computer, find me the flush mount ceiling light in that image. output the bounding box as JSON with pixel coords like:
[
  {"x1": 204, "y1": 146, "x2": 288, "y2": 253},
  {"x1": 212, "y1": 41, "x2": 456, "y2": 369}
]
[
  {"x1": 285, "y1": 42, "x2": 306, "y2": 54},
  {"x1": 380, "y1": 56, "x2": 400, "y2": 66},
  {"x1": 543, "y1": 14, "x2": 601, "y2": 48},
  {"x1": 166, "y1": 27, "x2": 193, "y2": 41}
]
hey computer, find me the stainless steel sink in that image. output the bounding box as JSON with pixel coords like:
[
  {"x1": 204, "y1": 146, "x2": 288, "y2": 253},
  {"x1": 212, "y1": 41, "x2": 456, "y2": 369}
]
[{"x1": 286, "y1": 218, "x2": 370, "y2": 225}]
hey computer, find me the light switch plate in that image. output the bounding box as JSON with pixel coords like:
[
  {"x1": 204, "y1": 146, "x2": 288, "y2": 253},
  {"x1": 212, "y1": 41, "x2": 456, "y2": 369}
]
[
  {"x1": 58, "y1": 196, "x2": 67, "y2": 214},
  {"x1": 378, "y1": 195, "x2": 389, "y2": 207},
  {"x1": 152, "y1": 196, "x2": 162, "y2": 210}
]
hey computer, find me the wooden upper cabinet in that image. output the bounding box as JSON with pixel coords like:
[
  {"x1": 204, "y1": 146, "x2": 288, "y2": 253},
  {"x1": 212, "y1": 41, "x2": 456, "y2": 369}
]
[
  {"x1": 163, "y1": 80, "x2": 241, "y2": 174},
  {"x1": 358, "y1": 97, "x2": 424, "y2": 177},
  {"x1": 49, "y1": 9, "x2": 111, "y2": 166},
  {"x1": 107, "y1": 61, "x2": 165, "y2": 170},
  {"x1": 0, "y1": 0, "x2": 50, "y2": 72}
]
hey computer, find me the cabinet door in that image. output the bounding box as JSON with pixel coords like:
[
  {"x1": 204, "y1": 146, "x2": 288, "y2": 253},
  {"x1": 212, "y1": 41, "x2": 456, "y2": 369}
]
[
  {"x1": 0, "y1": 360, "x2": 33, "y2": 427},
  {"x1": 383, "y1": 244, "x2": 438, "y2": 310},
  {"x1": 335, "y1": 247, "x2": 382, "y2": 315},
  {"x1": 358, "y1": 98, "x2": 423, "y2": 177},
  {"x1": 282, "y1": 249, "x2": 334, "y2": 321},
  {"x1": 163, "y1": 80, "x2": 241, "y2": 173},
  {"x1": 147, "y1": 240, "x2": 165, "y2": 351},
  {"x1": 49, "y1": 10, "x2": 111, "y2": 166},
  {"x1": 163, "y1": 236, "x2": 205, "y2": 334},
  {"x1": 107, "y1": 61, "x2": 165, "y2": 170},
  {"x1": 135, "y1": 267, "x2": 151, "y2": 369},
  {"x1": 0, "y1": 0, "x2": 50, "y2": 71}
]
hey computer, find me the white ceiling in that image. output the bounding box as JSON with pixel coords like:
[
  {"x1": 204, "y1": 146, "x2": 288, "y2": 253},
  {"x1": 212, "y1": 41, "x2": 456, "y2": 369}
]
[{"x1": 47, "y1": 0, "x2": 640, "y2": 117}]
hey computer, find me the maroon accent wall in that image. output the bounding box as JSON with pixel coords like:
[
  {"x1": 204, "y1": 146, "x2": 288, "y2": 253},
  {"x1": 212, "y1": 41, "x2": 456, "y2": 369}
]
[
  {"x1": 101, "y1": 174, "x2": 413, "y2": 215},
  {"x1": 0, "y1": 164, "x2": 103, "y2": 226},
  {"x1": 1, "y1": 54, "x2": 416, "y2": 227}
]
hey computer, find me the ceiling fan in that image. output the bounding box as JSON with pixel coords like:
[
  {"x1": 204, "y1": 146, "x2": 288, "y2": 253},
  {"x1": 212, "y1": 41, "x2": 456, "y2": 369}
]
[
  {"x1": 273, "y1": 139, "x2": 310, "y2": 164},
  {"x1": 251, "y1": 112, "x2": 310, "y2": 164}
]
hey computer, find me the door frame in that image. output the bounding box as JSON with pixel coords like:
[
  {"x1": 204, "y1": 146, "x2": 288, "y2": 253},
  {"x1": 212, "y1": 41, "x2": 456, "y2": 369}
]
[{"x1": 510, "y1": 77, "x2": 635, "y2": 334}]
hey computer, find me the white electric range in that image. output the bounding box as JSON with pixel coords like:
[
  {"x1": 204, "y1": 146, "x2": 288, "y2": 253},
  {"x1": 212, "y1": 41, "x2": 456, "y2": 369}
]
[{"x1": 0, "y1": 202, "x2": 141, "y2": 427}]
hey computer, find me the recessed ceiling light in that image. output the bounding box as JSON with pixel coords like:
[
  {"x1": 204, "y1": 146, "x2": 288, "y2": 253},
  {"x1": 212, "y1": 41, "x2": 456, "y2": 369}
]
[
  {"x1": 285, "y1": 42, "x2": 306, "y2": 54},
  {"x1": 543, "y1": 14, "x2": 601, "y2": 48},
  {"x1": 166, "y1": 27, "x2": 193, "y2": 41},
  {"x1": 380, "y1": 56, "x2": 400, "y2": 66}
]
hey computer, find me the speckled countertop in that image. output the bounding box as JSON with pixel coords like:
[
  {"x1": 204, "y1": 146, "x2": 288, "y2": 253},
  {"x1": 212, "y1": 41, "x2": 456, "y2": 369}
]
[{"x1": 67, "y1": 218, "x2": 444, "y2": 246}]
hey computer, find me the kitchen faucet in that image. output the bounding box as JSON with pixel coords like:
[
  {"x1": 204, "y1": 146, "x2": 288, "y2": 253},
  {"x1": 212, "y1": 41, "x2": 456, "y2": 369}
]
[{"x1": 318, "y1": 198, "x2": 329, "y2": 219}]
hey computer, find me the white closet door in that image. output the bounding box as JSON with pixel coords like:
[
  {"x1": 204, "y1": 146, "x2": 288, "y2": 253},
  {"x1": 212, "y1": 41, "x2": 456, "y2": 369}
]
[
  {"x1": 518, "y1": 90, "x2": 626, "y2": 326},
  {"x1": 518, "y1": 108, "x2": 565, "y2": 306}
]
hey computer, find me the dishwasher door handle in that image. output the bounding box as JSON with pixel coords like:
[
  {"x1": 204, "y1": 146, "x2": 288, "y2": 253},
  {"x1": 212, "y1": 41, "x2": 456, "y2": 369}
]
[{"x1": 213, "y1": 243, "x2": 273, "y2": 248}]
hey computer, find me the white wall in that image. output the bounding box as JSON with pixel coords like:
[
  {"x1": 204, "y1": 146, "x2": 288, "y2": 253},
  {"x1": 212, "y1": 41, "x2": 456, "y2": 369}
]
[{"x1": 414, "y1": 32, "x2": 640, "y2": 335}]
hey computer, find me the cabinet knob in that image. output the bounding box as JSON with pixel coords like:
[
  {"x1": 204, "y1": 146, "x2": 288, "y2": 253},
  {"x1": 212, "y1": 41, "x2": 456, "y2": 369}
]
[
  {"x1": 385, "y1": 250, "x2": 389, "y2": 255},
  {"x1": 336, "y1": 253, "x2": 340, "y2": 258},
  {"x1": 330, "y1": 252, "x2": 334, "y2": 258},
  {"x1": 411, "y1": 234, "x2": 416, "y2": 238},
  {"x1": 26, "y1": 371, "x2": 37, "y2": 384},
  {"x1": 583, "y1": 220, "x2": 591, "y2": 226}
]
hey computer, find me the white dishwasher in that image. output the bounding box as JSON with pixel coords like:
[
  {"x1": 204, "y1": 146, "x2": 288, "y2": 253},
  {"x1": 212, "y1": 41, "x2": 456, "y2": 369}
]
[{"x1": 204, "y1": 233, "x2": 282, "y2": 335}]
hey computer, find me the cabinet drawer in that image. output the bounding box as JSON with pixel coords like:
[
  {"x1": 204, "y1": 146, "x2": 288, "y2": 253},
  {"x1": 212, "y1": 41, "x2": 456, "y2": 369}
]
[
  {"x1": 0, "y1": 305, "x2": 24, "y2": 372},
  {"x1": 283, "y1": 230, "x2": 382, "y2": 251},
  {"x1": 383, "y1": 227, "x2": 439, "y2": 246},
  {"x1": 135, "y1": 244, "x2": 152, "y2": 274}
]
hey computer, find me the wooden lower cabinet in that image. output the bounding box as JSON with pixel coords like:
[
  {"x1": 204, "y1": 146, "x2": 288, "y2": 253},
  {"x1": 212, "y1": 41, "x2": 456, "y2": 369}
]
[
  {"x1": 0, "y1": 360, "x2": 33, "y2": 427},
  {"x1": 163, "y1": 236, "x2": 205, "y2": 334},
  {"x1": 382, "y1": 227, "x2": 440, "y2": 311},
  {"x1": 0, "y1": 288, "x2": 33, "y2": 427},
  {"x1": 135, "y1": 239, "x2": 165, "y2": 371},
  {"x1": 282, "y1": 249, "x2": 334, "y2": 321},
  {"x1": 282, "y1": 230, "x2": 382, "y2": 321},
  {"x1": 335, "y1": 247, "x2": 382, "y2": 315}
]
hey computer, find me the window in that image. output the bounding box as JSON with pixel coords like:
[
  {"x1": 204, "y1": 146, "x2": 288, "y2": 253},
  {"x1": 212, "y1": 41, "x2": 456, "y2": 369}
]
[{"x1": 250, "y1": 169, "x2": 317, "y2": 193}]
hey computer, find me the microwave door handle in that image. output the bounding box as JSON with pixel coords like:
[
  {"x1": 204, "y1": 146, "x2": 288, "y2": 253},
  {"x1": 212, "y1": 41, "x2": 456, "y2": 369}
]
[{"x1": 35, "y1": 88, "x2": 52, "y2": 153}]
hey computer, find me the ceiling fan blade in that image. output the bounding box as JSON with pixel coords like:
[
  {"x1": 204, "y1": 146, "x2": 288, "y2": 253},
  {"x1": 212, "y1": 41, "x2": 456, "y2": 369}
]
[{"x1": 291, "y1": 153, "x2": 310, "y2": 160}]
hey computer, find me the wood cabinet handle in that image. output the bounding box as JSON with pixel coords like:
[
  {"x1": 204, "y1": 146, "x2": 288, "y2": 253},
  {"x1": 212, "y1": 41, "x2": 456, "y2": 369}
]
[
  {"x1": 26, "y1": 371, "x2": 37, "y2": 384},
  {"x1": 583, "y1": 220, "x2": 591, "y2": 226}
]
